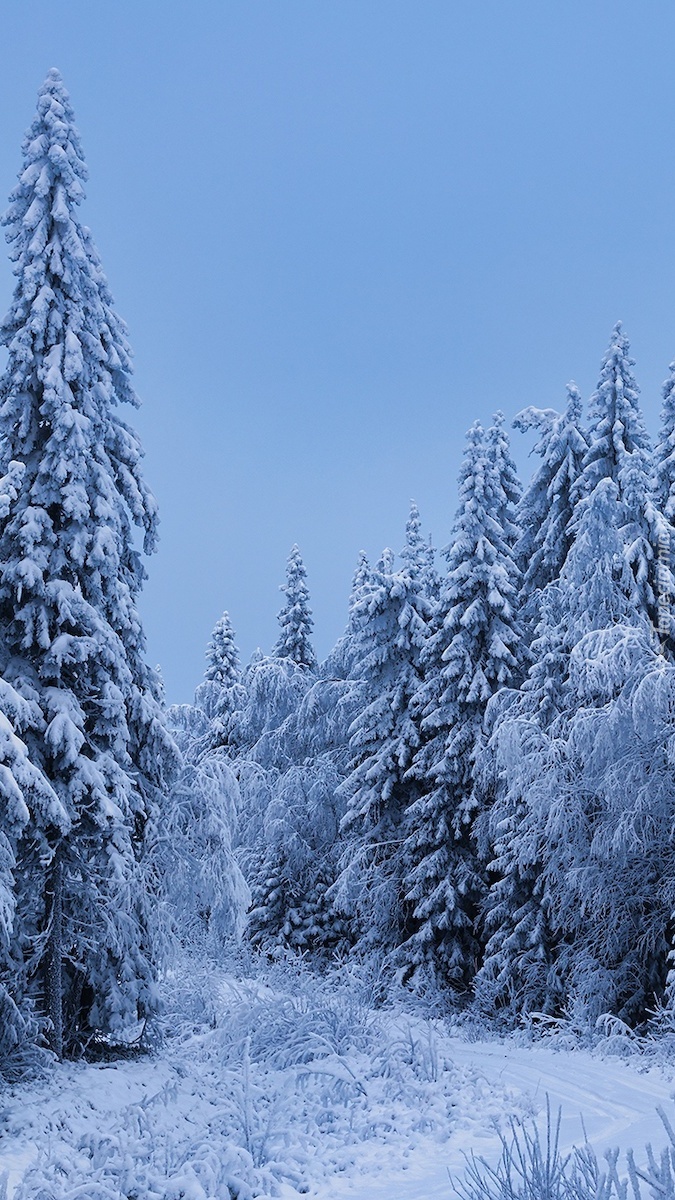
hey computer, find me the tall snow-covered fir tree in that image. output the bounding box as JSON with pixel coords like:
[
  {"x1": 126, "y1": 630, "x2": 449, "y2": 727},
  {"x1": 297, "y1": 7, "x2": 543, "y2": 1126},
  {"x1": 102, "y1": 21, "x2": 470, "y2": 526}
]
[
  {"x1": 478, "y1": 480, "x2": 657, "y2": 1021},
  {"x1": 0, "y1": 672, "x2": 69, "y2": 1072},
  {"x1": 400, "y1": 500, "x2": 438, "y2": 600},
  {"x1": 349, "y1": 551, "x2": 372, "y2": 620},
  {"x1": 534, "y1": 480, "x2": 660, "y2": 1021},
  {"x1": 0, "y1": 463, "x2": 68, "y2": 1068},
  {"x1": 0, "y1": 70, "x2": 177, "y2": 1056},
  {"x1": 653, "y1": 360, "x2": 675, "y2": 653},
  {"x1": 573, "y1": 325, "x2": 648, "y2": 500},
  {"x1": 274, "y1": 544, "x2": 317, "y2": 670},
  {"x1": 655, "y1": 360, "x2": 675, "y2": 524},
  {"x1": 193, "y1": 609, "x2": 245, "y2": 748},
  {"x1": 513, "y1": 384, "x2": 588, "y2": 614},
  {"x1": 402, "y1": 418, "x2": 523, "y2": 990},
  {"x1": 488, "y1": 411, "x2": 522, "y2": 552},
  {"x1": 204, "y1": 610, "x2": 240, "y2": 688},
  {"x1": 331, "y1": 540, "x2": 430, "y2": 960},
  {"x1": 572, "y1": 324, "x2": 669, "y2": 637}
]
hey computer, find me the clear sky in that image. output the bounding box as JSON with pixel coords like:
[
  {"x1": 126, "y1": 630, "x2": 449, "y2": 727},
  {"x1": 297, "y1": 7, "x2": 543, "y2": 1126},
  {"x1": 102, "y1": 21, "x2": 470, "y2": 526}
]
[{"x1": 0, "y1": 2, "x2": 674, "y2": 701}]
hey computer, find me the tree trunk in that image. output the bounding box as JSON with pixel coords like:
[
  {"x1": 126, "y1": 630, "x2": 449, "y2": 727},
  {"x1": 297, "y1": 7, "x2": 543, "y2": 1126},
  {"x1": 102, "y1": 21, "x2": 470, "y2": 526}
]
[{"x1": 45, "y1": 848, "x2": 63, "y2": 1059}]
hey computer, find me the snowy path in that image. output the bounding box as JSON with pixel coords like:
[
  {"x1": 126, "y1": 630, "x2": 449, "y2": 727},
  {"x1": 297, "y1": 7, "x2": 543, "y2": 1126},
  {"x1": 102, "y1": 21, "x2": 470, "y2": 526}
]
[
  {"x1": 2, "y1": 1005, "x2": 673, "y2": 1199},
  {"x1": 303, "y1": 1040, "x2": 675, "y2": 1200}
]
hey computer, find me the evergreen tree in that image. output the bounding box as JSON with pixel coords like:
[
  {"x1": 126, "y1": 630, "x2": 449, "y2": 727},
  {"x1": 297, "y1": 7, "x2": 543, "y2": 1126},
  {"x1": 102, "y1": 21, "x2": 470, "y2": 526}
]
[
  {"x1": 0, "y1": 674, "x2": 68, "y2": 1071},
  {"x1": 478, "y1": 481, "x2": 655, "y2": 1021},
  {"x1": 0, "y1": 70, "x2": 177, "y2": 1056},
  {"x1": 274, "y1": 545, "x2": 317, "y2": 670},
  {"x1": 402, "y1": 419, "x2": 523, "y2": 990},
  {"x1": 542, "y1": 522, "x2": 658, "y2": 1025},
  {"x1": 194, "y1": 610, "x2": 246, "y2": 748},
  {"x1": 331, "y1": 544, "x2": 429, "y2": 958},
  {"x1": 573, "y1": 325, "x2": 648, "y2": 499},
  {"x1": 655, "y1": 360, "x2": 675, "y2": 523},
  {"x1": 488, "y1": 411, "x2": 522, "y2": 552},
  {"x1": 247, "y1": 756, "x2": 347, "y2": 954},
  {"x1": 653, "y1": 361, "x2": 675, "y2": 651},
  {"x1": 349, "y1": 552, "x2": 371, "y2": 622},
  {"x1": 204, "y1": 610, "x2": 240, "y2": 688},
  {"x1": 572, "y1": 324, "x2": 666, "y2": 633},
  {"x1": 514, "y1": 385, "x2": 588, "y2": 608},
  {"x1": 327, "y1": 550, "x2": 372, "y2": 679},
  {"x1": 400, "y1": 500, "x2": 439, "y2": 602}
]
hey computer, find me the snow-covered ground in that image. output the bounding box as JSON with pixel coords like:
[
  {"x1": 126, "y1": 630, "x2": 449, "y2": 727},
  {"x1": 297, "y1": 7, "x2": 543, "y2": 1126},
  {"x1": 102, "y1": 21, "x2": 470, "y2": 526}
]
[
  {"x1": 2, "y1": 964, "x2": 673, "y2": 1199},
  {"x1": 309, "y1": 1039, "x2": 675, "y2": 1200}
]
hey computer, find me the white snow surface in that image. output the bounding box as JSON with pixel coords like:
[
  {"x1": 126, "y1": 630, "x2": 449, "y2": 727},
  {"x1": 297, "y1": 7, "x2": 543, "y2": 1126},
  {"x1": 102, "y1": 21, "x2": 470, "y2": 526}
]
[{"x1": 1, "y1": 964, "x2": 674, "y2": 1199}]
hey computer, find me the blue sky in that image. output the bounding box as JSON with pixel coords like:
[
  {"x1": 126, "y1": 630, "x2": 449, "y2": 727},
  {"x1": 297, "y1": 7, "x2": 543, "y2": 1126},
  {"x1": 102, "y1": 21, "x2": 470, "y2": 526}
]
[{"x1": 1, "y1": 2, "x2": 675, "y2": 700}]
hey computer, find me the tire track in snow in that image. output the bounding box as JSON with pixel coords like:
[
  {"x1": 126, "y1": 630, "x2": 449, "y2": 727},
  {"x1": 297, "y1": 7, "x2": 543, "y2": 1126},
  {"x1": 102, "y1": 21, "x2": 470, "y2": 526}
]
[{"x1": 306, "y1": 1039, "x2": 675, "y2": 1200}]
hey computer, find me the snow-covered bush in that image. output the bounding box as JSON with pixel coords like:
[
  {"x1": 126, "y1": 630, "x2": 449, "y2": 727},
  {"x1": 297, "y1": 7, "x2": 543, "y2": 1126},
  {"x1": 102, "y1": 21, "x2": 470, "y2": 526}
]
[{"x1": 455, "y1": 1100, "x2": 675, "y2": 1200}]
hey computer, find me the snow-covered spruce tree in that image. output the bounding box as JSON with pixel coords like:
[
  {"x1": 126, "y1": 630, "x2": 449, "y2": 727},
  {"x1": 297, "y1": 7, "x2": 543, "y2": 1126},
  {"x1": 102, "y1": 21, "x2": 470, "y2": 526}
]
[
  {"x1": 401, "y1": 500, "x2": 439, "y2": 602},
  {"x1": 475, "y1": 581, "x2": 573, "y2": 1020},
  {"x1": 203, "y1": 610, "x2": 240, "y2": 689},
  {"x1": 488, "y1": 411, "x2": 522, "y2": 552},
  {"x1": 0, "y1": 460, "x2": 70, "y2": 1068},
  {"x1": 655, "y1": 360, "x2": 675, "y2": 523},
  {"x1": 233, "y1": 648, "x2": 313, "y2": 914},
  {"x1": 330, "y1": 541, "x2": 430, "y2": 961},
  {"x1": 513, "y1": 385, "x2": 588, "y2": 619},
  {"x1": 234, "y1": 552, "x2": 317, "y2": 891},
  {"x1": 243, "y1": 548, "x2": 387, "y2": 956},
  {"x1": 479, "y1": 481, "x2": 658, "y2": 1024},
  {"x1": 247, "y1": 755, "x2": 348, "y2": 954},
  {"x1": 245, "y1": 551, "x2": 379, "y2": 956},
  {"x1": 473, "y1": 392, "x2": 588, "y2": 1015},
  {"x1": 0, "y1": 676, "x2": 69, "y2": 1073},
  {"x1": 402, "y1": 418, "x2": 523, "y2": 991},
  {"x1": 539, "y1": 480, "x2": 659, "y2": 1022},
  {"x1": 349, "y1": 551, "x2": 372, "y2": 619},
  {"x1": 572, "y1": 324, "x2": 669, "y2": 637},
  {"x1": 166, "y1": 611, "x2": 245, "y2": 763},
  {"x1": 193, "y1": 610, "x2": 246, "y2": 751},
  {"x1": 326, "y1": 550, "x2": 373, "y2": 680},
  {"x1": 274, "y1": 544, "x2": 317, "y2": 670},
  {"x1": 653, "y1": 361, "x2": 675, "y2": 653},
  {"x1": 0, "y1": 70, "x2": 177, "y2": 1056}
]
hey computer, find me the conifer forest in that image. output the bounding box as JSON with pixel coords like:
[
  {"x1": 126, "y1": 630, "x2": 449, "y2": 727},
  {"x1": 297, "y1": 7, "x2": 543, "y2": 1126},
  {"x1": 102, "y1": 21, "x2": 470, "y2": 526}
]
[{"x1": 3, "y1": 68, "x2": 675, "y2": 1200}]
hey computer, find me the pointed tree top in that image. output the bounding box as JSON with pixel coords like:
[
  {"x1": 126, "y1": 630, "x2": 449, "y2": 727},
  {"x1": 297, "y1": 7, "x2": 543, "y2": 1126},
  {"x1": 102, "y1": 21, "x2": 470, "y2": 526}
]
[
  {"x1": 655, "y1": 361, "x2": 675, "y2": 521},
  {"x1": 275, "y1": 544, "x2": 316, "y2": 669},
  {"x1": 376, "y1": 547, "x2": 395, "y2": 574},
  {"x1": 487, "y1": 410, "x2": 522, "y2": 545},
  {"x1": 12, "y1": 69, "x2": 87, "y2": 200},
  {"x1": 571, "y1": 325, "x2": 649, "y2": 509},
  {"x1": 598, "y1": 321, "x2": 637, "y2": 384},
  {"x1": 565, "y1": 380, "x2": 583, "y2": 413},
  {"x1": 39, "y1": 67, "x2": 70, "y2": 102},
  {"x1": 399, "y1": 499, "x2": 437, "y2": 598},
  {"x1": 204, "y1": 610, "x2": 240, "y2": 687},
  {"x1": 350, "y1": 550, "x2": 371, "y2": 597},
  {"x1": 404, "y1": 499, "x2": 422, "y2": 546}
]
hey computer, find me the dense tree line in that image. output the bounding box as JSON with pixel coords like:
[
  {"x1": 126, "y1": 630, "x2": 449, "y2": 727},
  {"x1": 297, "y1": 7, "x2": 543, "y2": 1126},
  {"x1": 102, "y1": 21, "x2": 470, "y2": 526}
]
[
  {"x1": 2, "y1": 71, "x2": 675, "y2": 1078},
  {"x1": 175, "y1": 321, "x2": 675, "y2": 1032}
]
